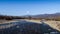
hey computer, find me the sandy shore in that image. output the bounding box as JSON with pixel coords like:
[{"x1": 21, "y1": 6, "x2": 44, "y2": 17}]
[
  {"x1": 25, "y1": 19, "x2": 60, "y2": 31},
  {"x1": 0, "y1": 19, "x2": 20, "y2": 29},
  {"x1": 0, "y1": 20, "x2": 19, "y2": 24}
]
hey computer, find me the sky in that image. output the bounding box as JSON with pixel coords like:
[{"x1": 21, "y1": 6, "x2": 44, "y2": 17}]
[{"x1": 0, "y1": 0, "x2": 60, "y2": 16}]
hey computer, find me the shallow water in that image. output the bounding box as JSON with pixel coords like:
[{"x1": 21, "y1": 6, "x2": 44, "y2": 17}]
[{"x1": 0, "y1": 21, "x2": 60, "y2": 34}]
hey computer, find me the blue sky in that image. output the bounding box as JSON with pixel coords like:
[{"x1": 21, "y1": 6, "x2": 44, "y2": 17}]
[{"x1": 0, "y1": 0, "x2": 60, "y2": 16}]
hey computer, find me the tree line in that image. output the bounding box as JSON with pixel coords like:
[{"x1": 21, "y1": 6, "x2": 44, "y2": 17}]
[
  {"x1": 0, "y1": 15, "x2": 25, "y2": 20},
  {"x1": 0, "y1": 15, "x2": 60, "y2": 21}
]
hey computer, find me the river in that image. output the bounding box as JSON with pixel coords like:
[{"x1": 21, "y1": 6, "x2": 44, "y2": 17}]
[{"x1": 0, "y1": 20, "x2": 60, "y2": 34}]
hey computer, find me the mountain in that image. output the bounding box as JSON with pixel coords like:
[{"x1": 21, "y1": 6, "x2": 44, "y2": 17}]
[{"x1": 30, "y1": 13, "x2": 60, "y2": 19}]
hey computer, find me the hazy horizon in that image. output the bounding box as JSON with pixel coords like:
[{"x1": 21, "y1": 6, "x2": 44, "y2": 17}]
[{"x1": 0, "y1": 0, "x2": 60, "y2": 16}]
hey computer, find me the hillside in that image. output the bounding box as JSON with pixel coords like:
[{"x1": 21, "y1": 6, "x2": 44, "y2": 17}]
[{"x1": 29, "y1": 13, "x2": 60, "y2": 21}]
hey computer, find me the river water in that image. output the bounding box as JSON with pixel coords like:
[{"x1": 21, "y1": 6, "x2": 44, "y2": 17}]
[{"x1": 0, "y1": 21, "x2": 60, "y2": 34}]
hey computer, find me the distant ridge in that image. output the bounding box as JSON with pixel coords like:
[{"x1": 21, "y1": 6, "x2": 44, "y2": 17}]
[
  {"x1": 30, "y1": 13, "x2": 60, "y2": 19},
  {"x1": 23, "y1": 13, "x2": 60, "y2": 20}
]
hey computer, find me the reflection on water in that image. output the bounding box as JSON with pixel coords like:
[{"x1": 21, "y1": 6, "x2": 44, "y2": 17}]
[{"x1": 0, "y1": 21, "x2": 60, "y2": 34}]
